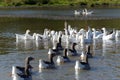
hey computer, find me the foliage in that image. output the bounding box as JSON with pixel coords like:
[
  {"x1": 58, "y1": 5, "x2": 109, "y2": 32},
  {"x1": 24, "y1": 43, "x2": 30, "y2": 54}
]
[{"x1": 0, "y1": 0, "x2": 120, "y2": 7}]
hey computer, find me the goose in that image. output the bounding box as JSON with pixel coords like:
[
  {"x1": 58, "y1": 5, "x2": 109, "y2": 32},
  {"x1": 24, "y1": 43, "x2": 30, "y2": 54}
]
[
  {"x1": 86, "y1": 26, "x2": 93, "y2": 40},
  {"x1": 69, "y1": 43, "x2": 78, "y2": 56},
  {"x1": 51, "y1": 42, "x2": 61, "y2": 55},
  {"x1": 92, "y1": 28, "x2": 103, "y2": 39},
  {"x1": 48, "y1": 48, "x2": 60, "y2": 56},
  {"x1": 74, "y1": 10, "x2": 80, "y2": 15},
  {"x1": 16, "y1": 29, "x2": 35, "y2": 40},
  {"x1": 39, "y1": 53, "x2": 56, "y2": 69},
  {"x1": 56, "y1": 35, "x2": 63, "y2": 50},
  {"x1": 75, "y1": 53, "x2": 90, "y2": 70},
  {"x1": 64, "y1": 24, "x2": 70, "y2": 35},
  {"x1": 82, "y1": 8, "x2": 93, "y2": 15},
  {"x1": 16, "y1": 56, "x2": 34, "y2": 75},
  {"x1": 102, "y1": 28, "x2": 116, "y2": 40},
  {"x1": 12, "y1": 56, "x2": 34, "y2": 80},
  {"x1": 49, "y1": 43, "x2": 60, "y2": 55},
  {"x1": 33, "y1": 33, "x2": 43, "y2": 41},
  {"x1": 56, "y1": 48, "x2": 70, "y2": 64},
  {"x1": 80, "y1": 27, "x2": 93, "y2": 44}
]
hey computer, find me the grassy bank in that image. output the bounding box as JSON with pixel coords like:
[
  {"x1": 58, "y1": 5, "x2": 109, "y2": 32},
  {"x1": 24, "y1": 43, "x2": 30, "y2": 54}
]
[{"x1": 0, "y1": 0, "x2": 120, "y2": 8}]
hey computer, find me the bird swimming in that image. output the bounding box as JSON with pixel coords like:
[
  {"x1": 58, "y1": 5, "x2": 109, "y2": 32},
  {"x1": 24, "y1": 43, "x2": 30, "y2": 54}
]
[
  {"x1": 12, "y1": 56, "x2": 34, "y2": 79},
  {"x1": 39, "y1": 53, "x2": 56, "y2": 69},
  {"x1": 75, "y1": 51, "x2": 90, "y2": 70},
  {"x1": 56, "y1": 48, "x2": 70, "y2": 64},
  {"x1": 69, "y1": 43, "x2": 78, "y2": 56}
]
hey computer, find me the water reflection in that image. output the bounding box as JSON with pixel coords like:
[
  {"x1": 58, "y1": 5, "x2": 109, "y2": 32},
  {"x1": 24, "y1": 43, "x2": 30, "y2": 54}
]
[
  {"x1": 0, "y1": 13, "x2": 120, "y2": 80},
  {"x1": 93, "y1": 39, "x2": 102, "y2": 50},
  {"x1": 115, "y1": 39, "x2": 120, "y2": 53},
  {"x1": 0, "y1": 8, "x2": 120, "y2": 19},
  {"x1": 39, "y1": 73, "x2": 45, "y2": 80},
  {"x1": 16, "y1": 39, "x2": 35, "y2": 50},
  {"x1": 102, "y1": 40, "x2": 116, "y2": 57},
  {"x1": 16, "y1": 39, "x2": 52, "y2": 50},
  {"x1": 75, "y1": 70, "x2": 80, "y2": 80}
]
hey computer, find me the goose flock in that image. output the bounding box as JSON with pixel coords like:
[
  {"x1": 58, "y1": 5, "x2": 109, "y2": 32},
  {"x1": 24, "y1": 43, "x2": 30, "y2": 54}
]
[
  {"x1": 12, "y1": 21, "x2": 120, "y2": 80},
  {"x1": 74, "y1": 8, "x2": 93, "y2": 16}
]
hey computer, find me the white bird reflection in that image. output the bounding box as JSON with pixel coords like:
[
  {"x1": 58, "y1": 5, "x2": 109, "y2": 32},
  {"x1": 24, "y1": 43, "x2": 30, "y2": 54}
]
[
  {"x1": 102, "y1": 40, "x2": 116, "y2": 56},
  {"x1": 75, "y1": 70, "x2": 80, "y2": 80},
  {"x1": 115, "y1": 40, "x2": 120, "y2": 53},
  {"x1": 16, "y1": 37, "x2": 52, "y2": 50}
]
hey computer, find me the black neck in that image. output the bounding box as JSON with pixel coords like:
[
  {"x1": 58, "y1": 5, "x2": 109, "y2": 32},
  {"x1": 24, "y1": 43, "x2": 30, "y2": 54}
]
[
  {"x1": 25, "y1": 60, "x2": 30, "y2": 76},
  {"x1": 72, "y1": 45, "x2": 76, "y2": 50},
  {"x1": 49, "y1": 54, "x2": 54, "y2": 64},
  {"x1": 59, "y1": 37, "x2": 61, "y2": 44},
  {"x1": 86, "y1": 55, "x2": 89, "y2": 64},
  {"x1": 63, "y1": 49, "x2": 67, "y2": 57},
  {"x1": 88, "y1": 46, "x2": 90, "y2": 53}
]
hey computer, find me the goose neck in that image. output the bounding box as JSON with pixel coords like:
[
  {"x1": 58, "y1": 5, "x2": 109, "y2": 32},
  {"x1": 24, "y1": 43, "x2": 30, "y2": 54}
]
[
  {"x1": 49, "y1": 54, "x2": 54, "y2": 64},
  {"x1": 63, "y1": 49, "x2": 67, "y2": 57}
]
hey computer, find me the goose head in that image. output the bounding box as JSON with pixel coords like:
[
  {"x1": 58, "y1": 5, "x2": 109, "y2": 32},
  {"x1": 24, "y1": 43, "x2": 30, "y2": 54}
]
[
  {"x1": 26, "y1": 29, "x2": 30, "y2": 34},
  {"x1": 25, "y1": 56, "x2": 34, "y2": 72},
  {"x1": 101, "y1": 27, "x2": 106, "y2": 32},
  {"x1": 72, "y1": 43, "x2": 77, "y2": 50},
  {"x1": 92, "y1": 28, "x2": 96, "y2": 32},
  {"x1": 25, "y1": 56, "x2": 34, "y2": 62}
]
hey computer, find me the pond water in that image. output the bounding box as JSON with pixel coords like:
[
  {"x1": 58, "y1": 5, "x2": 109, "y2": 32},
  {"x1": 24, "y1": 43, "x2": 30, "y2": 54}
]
[
  {"x1": 0, "y1": 8, "x2": 120, "y2": 80},
  {"x1": 0, "y1": 8, "x2": 120, "y2": 19}
]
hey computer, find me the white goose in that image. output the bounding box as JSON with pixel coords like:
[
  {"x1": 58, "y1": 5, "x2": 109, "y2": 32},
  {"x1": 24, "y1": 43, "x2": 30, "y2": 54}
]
[
  {"x1": 82, "y1": 8, "x2": 93, "y2": 15},
  {"x1": 74, "y1": 10, "x2": 80, "y2": 15},
  {"x1": 92, "y1": 28, "x2": 103, "y2": 39},
  {"x1": 102, "y1": 28, "x2": 116, "y2": 40},
  {"x1": 15, "y1": 29, "x2": 35, "y2": 40}
]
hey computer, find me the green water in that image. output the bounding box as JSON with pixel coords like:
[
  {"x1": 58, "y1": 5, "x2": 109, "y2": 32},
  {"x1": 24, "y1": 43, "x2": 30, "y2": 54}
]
[{"x1": 0, "y1": 17, "x2": 120, "y2": 34}]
